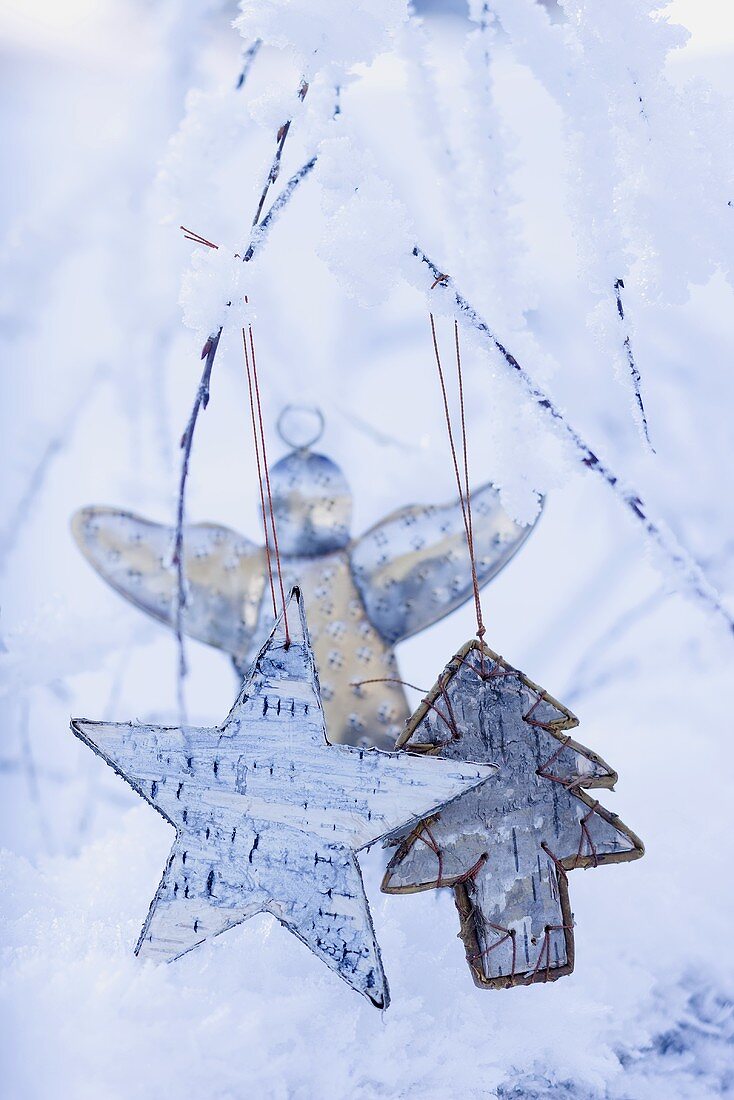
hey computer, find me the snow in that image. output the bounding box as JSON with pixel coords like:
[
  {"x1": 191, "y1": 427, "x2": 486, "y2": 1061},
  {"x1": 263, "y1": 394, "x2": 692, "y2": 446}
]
[
  {"x1": 235, "y1": 0, "x2": 409, "y2": 78},
  {"x1": 316, "y1": 132, "x2": 415, "y2": 306},
  {"x1": 1, "y1": 0, "x2": 734, "y2": 1097}
]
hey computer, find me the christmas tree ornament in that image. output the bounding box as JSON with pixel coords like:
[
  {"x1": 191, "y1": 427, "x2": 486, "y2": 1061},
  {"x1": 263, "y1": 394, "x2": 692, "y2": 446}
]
[
  {"x1": 381, "y1": 640, "x2": 644, "y2": 988},
  {"x1": 72, "y1": 405, "x2": 538, "y2": 750},
  {"x1": 70, "y1": 588, "x2": 495, "y2": 1007},
  {"x1": 381, "y1": 313, "x2": 644, "y2": 989}
]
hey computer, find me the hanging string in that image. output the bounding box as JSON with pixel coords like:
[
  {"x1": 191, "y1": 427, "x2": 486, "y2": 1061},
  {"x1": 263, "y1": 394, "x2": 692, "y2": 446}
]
[
  {"x1": 180, "y1": 226, "x2": 219, "y2": 250},
  {"x1": 241, "y1": 309, "x2": 290, "y2": 646},
  {"x1": 470, "y1": 919, "x2": 518, "y2": 982},
  {"x1": 351, "y1": 675, "x2": 460, "y2": 741},
  {"x1": 575, "y1": 801, "x2": 601, "y2": 867},
  {"x1": 242, "y1": 327, "x2": 278, "y2": 621},
  {"x1": 429, "y1": 313, "x2": 486, "y2": 659},
  {"x1": 416, "y1": 821, "x2": 444, "y2": 886},
  {"x1": 173, "y1": 244, "x2": 289, "y2": 642},
  {"x1": 454, "y1": 320, "x2": 481, "y2": 626}
]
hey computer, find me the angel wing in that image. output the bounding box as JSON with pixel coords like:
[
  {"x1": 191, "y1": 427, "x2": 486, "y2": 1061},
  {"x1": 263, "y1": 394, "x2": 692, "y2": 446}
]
[
  {"x1": 350, "y1": 483, "x2": 539, "y2": 644},
  {"x1": 72, "y1": 507, "x2": 265, "y2": 665}
]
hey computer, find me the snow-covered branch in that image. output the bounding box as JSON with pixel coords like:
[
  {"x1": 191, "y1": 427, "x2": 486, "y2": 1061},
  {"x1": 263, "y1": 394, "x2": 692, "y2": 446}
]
[
  {"x1": 171, "y1": 77, "x2": 324, "y2": 710},
  {"x1": 250, "y1": 78, "x2": 309, "y2": 228},
  {"x1": 413, "y1": 244, "x2": 733, "y2": 636}
]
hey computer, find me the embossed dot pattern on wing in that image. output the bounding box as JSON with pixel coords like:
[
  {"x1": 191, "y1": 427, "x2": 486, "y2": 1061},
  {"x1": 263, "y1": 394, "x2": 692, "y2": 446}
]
[{"x1": 72, "y1": 428, "x2": 539, "y2": 749}]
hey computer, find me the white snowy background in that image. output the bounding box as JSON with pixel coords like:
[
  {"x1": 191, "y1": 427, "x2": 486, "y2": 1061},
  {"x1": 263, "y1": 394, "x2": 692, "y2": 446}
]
[{"x1": 1, "y1": 1, "x2": 733, "y2": 1097}]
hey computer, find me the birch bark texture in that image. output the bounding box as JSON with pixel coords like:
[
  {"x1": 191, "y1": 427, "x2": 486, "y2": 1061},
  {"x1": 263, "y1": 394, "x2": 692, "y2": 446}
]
[
  {"x1": 70, "y1": 589, "x2": 495, "y2": 1007},
  {"x1": 382, "y1": 641, "x2": 643, "y2": 988}
]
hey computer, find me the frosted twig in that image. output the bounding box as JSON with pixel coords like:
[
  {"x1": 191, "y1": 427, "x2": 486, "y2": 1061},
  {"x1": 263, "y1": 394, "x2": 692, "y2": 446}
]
[
  {"x1": 242, "y1": 156, "x2": 317, "y2": 262},
  {"x1": 173, "y1": 81, "x2": 316, "y2": 713},
  {"x1": 614, "y1": 278, "x2": 653, "y2": 451},
  {"x1": 171, "y1": 329, "x2": 220, "y2": 718},
  {"x1": 564, "y1": 589, "x2": 665, "y2": 706},
  {"x1": 398, "y1": 16, "x2": 460, "y2": 253},
  {"x1": 19, "y1": 697, "x2": 55, "y2": 854},
  {"x1": 0, "y1": 366, "x2": 105, "y2": 573},
  {"x1": 413, "y1": 244, "x2": 734, "y2": 636},
  {"x1": 175, "y1": 164, "x2": 314, "y2": 647},
  {"x1": 0, "y1": 757, "x2": 67, "y2": 783},
  {"x1": 564, "y1": 537, "x2": 734, "y2": 704},
  {"x1": 337, "y1": 404, "x2": 417, "y2": 452},
  {"x1": 236, "y1": 39, "x2": 262, "y2": 90},
  {"x1": 76, "y1": 646, "x2": 132, "y2": 844},
  {"x1": 251, "y1": 78, "x2": 309, "y2": 228}
]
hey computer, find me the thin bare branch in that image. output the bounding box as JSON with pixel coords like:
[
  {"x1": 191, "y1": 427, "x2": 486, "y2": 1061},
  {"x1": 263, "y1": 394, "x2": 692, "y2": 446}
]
[
  {"x1": 19, "y1": 697, "x2": 55, "y2": 854},
  {"x1": 614, "y1": 277, "x2": 654, "y2": 451},
  {"x1": 243, "y1": 155, "x2": 317, "y2": 262},
  {"x1": 251, "y1": 78, "x2": 309, "y2": 228},
  {"x1": 0, "y1": 366, "x2": 106, "y2": 574},
  {"x1": 236, "y1": 39, "x2": 262, "y2": 90},
  {"x1": 172, "y1": 79, "x2": 317, "y2": 711},
  {"x1": 336, "y1": 404, "x2": 418, "y2": 452},
  {"x1": 171, "y1": 329, "x2": 220, "y2": 718}
]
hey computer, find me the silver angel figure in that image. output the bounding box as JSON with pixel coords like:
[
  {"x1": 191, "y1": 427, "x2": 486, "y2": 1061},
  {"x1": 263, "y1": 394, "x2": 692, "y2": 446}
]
[{"x1": 72, "y1": 408, "x2": 539, "y2": 749}]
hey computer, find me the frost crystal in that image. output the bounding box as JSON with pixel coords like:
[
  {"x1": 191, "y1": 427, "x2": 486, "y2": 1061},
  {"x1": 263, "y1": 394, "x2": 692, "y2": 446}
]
[{"x1": 236, "y1": 0, "x2": 409, "y2": 78}]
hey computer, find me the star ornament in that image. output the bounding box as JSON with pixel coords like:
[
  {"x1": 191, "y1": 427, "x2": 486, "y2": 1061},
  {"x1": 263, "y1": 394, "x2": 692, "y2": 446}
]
[{"x1": 71, "y1": 589, "x2": 495, "y2": 1007}]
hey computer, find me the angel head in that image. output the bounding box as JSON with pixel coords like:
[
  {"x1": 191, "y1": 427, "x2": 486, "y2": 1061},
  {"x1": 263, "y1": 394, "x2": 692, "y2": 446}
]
[{"x1": 268, "y1": 407, "x2": 352, "y2": 557}]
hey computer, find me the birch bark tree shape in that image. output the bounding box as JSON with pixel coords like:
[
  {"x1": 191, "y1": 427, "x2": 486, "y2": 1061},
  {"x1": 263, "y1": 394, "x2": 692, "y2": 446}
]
[
  {"x1": 70, "y1": 589, "x2": 495, "y2": 1007},
  {"x1": 382, "y1": 640, "x2": 643, "y2": 989},
  {"x1": 72, "y1": 432, "x2": 537, "y2": 750}
]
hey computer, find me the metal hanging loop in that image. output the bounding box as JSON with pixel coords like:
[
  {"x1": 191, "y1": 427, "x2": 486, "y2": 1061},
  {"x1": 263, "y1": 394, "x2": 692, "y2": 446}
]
[{"x1": 276, "y1": 405, "x2": 325, "y2": 451}]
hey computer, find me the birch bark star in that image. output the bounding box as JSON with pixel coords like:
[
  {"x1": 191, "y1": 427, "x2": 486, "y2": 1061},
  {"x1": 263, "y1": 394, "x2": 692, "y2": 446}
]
[{"x1": 71, "y1": 588, "x2": 495, "y2": 1007}]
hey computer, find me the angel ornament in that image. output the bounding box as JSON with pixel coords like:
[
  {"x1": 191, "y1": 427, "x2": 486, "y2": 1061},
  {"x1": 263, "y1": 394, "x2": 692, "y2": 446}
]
[{"x1": 73, "y1": 406, "x2": 537, "y2": 749}]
